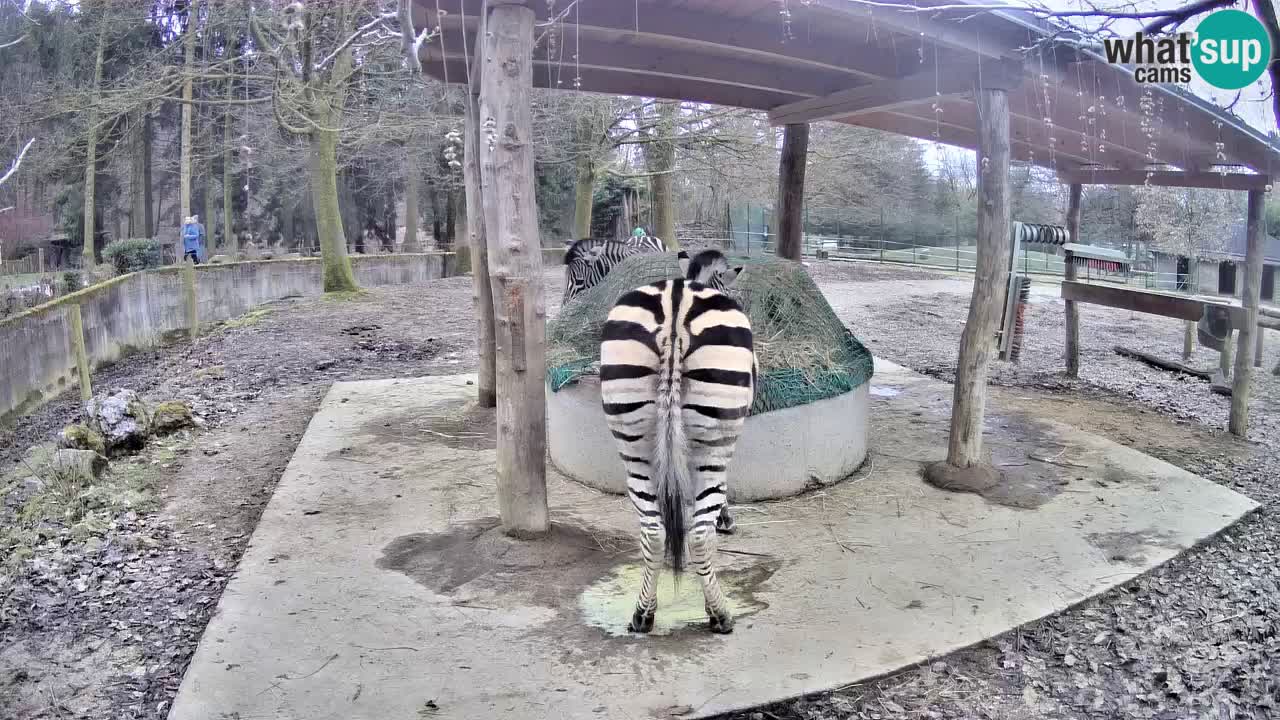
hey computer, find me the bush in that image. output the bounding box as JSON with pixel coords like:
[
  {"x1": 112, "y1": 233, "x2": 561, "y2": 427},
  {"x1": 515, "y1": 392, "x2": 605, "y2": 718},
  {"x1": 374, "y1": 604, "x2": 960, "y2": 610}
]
[
  {"x1": 102, "y1": 238, "x2": 162, "y2": 275},
  {"x1": 60, "y1": 271, "x2": 82, "y2": 294}
]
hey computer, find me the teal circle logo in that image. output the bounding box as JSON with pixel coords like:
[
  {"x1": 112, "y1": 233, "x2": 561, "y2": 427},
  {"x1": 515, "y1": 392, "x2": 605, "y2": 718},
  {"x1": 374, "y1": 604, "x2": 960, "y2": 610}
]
[{"x1": 1192, "y1": 10, "x2": 1272, "y2": 90}]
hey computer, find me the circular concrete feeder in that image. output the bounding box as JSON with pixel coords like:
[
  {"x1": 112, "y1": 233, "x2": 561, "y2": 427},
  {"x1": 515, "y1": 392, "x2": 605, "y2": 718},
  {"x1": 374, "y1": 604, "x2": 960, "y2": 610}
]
[{"x1": 547, "y1": 376, "x2": 869, "y2": 502}]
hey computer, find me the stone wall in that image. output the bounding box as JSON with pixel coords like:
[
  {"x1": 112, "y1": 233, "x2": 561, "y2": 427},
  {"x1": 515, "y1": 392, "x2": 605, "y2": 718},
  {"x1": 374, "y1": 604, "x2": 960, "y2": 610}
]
[{"x1": 0, "y1": 254, "x2": 452, "y2": 423}]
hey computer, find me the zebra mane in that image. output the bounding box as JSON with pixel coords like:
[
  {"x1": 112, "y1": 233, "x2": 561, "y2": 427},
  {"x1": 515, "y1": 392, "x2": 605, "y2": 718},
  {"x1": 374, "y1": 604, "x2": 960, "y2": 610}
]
[{"x1": 564, "y1": 238, "x2": 602, "y2": 266}]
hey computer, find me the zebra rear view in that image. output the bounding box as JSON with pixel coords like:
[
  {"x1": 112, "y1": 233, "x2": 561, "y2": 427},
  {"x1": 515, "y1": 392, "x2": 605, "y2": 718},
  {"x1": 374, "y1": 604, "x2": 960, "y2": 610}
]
[{"x1": 599, "y1": 275, "x2": 755, "y2": 634}]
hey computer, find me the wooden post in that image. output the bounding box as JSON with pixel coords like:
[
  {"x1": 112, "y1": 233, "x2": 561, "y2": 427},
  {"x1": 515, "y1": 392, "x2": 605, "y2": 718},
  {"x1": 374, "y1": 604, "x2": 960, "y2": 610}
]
[
  {"x1": 37, "y1": 247, "x2": 45, "y2": 274},
  {"x1": 1255, "y1": 329, "x2": 1264, "y2": 368},
  {"x1": 775, "y1": 123, "x2": 809, "y2": 261},
  {"x1": 1183, "y1": 321, "x2": 1195, "y2": 360},
  {"x1": 1063, "y1": 183, "x2": 1082, "y2": 378},
  {"x1": 936, "y1": 77, "x2": 1015, "y2": 475},
  {"x1": 181, "y1": 258, "x2": 199, "y2": 339},
  {"x1": 463, "y1": 9, "x2": 497, "y2": 408},
  {"x1": 479, "y1": 2, "x2": 549, "y2": 537},
  {"x1": 1229, "y1": 188, "x2": 1265, "y2": 436},
  {"x1": 1219, "y1": 330, "x2": 1233, "y2": 379},
  {"x1": 68, "y1": 304, "x2": 92, "y2": 402}
]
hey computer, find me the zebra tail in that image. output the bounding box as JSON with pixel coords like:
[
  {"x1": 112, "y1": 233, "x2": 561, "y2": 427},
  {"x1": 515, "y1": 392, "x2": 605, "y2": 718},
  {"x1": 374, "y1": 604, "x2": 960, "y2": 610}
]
[{"x1": 653, "y1": 351, "x2": 691, "y2": 577}]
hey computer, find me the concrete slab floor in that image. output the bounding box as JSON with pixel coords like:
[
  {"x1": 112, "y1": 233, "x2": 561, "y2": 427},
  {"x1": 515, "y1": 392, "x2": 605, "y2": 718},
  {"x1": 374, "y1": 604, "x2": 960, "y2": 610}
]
[{"x1": 168, "y1": 367, "x2": 1258, "y2": 720}]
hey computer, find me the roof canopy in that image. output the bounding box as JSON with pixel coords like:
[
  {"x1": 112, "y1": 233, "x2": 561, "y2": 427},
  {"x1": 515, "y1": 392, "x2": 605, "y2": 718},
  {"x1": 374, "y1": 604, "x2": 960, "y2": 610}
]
[{"x1": 416, "y1": 0, "x2": 1280, "y2": 177}]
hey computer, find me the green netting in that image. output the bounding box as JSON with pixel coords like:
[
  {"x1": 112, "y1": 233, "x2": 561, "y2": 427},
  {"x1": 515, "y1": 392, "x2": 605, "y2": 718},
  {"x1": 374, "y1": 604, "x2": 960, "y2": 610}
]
[{"x1": 547, "y1": 252, "x2": 874, "y2": 416}]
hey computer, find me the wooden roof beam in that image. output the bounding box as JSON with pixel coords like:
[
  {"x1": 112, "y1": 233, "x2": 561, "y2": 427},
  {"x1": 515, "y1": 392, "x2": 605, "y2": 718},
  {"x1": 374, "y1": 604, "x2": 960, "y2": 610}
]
[
  {"x1": 1058, "y1": 169, "x2": 1270, "y2": 191},
  {"x1": 767, "y1": 63, "x2": 986, "y2": 126},
  {"x1": 420, "y1": 0, "x2": 903, "y2": 82},
  {"x1": 428, "y1": 20, "x2": 856, "y2": 99}
]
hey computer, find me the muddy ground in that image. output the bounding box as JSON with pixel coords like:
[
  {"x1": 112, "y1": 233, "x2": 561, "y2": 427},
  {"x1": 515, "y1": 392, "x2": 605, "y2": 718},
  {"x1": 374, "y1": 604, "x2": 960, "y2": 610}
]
[{"x1": 1, "y1": 260, "x2": 1277, "y2": 719}]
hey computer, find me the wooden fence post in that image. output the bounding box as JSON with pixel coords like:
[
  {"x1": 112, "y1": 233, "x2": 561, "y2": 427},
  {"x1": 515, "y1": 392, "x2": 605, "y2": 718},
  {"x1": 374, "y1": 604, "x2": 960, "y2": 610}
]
[
  {"x1": 775, "y1": 122, "x2": 809, "y2": 261},
  {"x1": 927, "y1": 65, "x2": 1017, "y2": 487},
  {"x1": 1255, "y1": 329, "x2": 1264, "y2": 368},
  {"x1": 464, "y1": 7, "x2": 497, "y2": 408},
  {"x1": 1063, "y1": 183, "x2": 1082, "y2": 377},
  {"x1": 38, "y1": 247, "x2": 45, "y2": 274},
  {"x1": 479, "y1": 1, "x2": 549, "y2": 537},
  {"x1": 68, "y1": 304, "x2": 92, "y2": 402},
  {"x1": 181, "y1": 259, "x2": 199, "y2": 339},
  {"x1": 1229, "y1": 188, "x2": 1265, "y2": 436}
]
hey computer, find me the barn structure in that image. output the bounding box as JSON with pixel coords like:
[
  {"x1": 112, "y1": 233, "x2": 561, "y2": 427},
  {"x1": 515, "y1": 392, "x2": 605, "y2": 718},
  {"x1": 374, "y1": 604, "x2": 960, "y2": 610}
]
[
  {"x1": 410, "y1": 0, "x2": 1280, "y2": 533},
  {"x1": 1149, "y1": 220, "x2": 1280, "y2": 300}
]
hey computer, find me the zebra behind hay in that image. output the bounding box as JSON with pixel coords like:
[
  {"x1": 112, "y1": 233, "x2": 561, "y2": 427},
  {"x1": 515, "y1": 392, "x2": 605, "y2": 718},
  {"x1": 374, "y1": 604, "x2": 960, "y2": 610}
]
[
  {"x1": 562, "y1": 235, "x2": 666, "y2": 302},
  {"x1": 598, "y1": 250, "x2": 753, "y2": 634}
]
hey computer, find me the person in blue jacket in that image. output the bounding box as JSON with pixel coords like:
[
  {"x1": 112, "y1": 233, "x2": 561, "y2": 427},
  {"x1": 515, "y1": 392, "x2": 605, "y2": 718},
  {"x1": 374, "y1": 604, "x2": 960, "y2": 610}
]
[{"x1": 181, "y1": 215, "x2": 205, "y2": 263}]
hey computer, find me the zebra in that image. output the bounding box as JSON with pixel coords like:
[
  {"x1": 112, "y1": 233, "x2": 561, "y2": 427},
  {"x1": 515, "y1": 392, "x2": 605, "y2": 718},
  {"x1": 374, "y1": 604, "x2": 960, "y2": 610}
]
[
  {"x1": 598, "y1": 262, "x2": 755, "y2": 634},
  {"x1": 678, "y1": 249, "x2": 743, "y2": 292},
  {"x1": 562, "y1": 235, "x2": 667, "y2": 303}
]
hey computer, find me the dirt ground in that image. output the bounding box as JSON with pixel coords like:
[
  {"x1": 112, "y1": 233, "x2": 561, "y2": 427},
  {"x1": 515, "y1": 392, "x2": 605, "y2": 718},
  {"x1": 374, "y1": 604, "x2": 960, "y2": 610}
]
[{"x1": 1, "y1": 260, "x2": 1277, "y2": 719}]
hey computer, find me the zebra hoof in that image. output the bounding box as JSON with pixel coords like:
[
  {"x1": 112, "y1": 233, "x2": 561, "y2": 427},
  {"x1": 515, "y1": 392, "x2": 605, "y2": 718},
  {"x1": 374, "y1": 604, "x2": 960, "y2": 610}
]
[
  {"x1": 707, "y1": 609, "x2": 734, "y2": 634},
  {"x1": 715, "y1": 510, "x2": 737, "y2": 535},
  {"x1": 629, "y1": 608, "x2": 655, "y2": 634}
]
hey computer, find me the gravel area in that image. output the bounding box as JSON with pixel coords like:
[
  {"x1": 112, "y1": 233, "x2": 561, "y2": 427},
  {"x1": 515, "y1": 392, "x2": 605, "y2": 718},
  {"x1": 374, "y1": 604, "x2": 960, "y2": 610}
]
[
  {"x1": 718, "y1": 260, "x2": 1280, "y2": 720},
  {"x1": 1, "y1": 259, "x2": 1276, "y2": 719}
]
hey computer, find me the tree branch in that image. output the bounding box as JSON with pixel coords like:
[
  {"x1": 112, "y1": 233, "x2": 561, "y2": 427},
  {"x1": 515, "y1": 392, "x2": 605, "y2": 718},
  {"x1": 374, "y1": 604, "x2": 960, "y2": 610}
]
[
  {"x1": 0, "y1": 137, "x2": 34, "y2": 187},
  {"x1": 314, "y1": 11, "x2": 396, "y2": 73},
  {"x1": 1252, "y1": 0, "x2": 1280, "y2": 129}
]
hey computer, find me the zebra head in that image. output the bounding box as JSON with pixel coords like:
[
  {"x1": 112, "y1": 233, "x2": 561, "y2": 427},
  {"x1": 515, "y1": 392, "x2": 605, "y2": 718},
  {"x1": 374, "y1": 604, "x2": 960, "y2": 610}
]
[{"x1": 680, "y1": 249, "x2": 744, "y2": 292}]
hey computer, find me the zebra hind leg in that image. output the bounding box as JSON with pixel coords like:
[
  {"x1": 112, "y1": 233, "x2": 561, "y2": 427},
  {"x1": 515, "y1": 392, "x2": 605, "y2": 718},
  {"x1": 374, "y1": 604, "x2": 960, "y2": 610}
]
[
  {"x1": 715, "y1": 505, "x2": 736, "y2": 535},
  {"x1": 629, "y1": 521, "x2": 664, "y2": 633},
  {"x1": 689, "y1": 524, "x2": 734, "y2": 633}
]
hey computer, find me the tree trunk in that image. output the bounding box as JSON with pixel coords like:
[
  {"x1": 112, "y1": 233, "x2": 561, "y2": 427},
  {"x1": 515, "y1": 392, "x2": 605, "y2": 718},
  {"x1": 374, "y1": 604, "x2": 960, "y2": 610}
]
[
  {"x1": 402, "y1": 150, "x2": 420, "y2": 252},
  {"x1": 1229, "y1": 189, "x2": 1266, "y2": 436},
  {"x1": 646, "y1": 100, "x2": 679, "y2": 249},
  {"x1": 445, "y1": 190, "x2": 457, "y2": 249},
  {"x1": 572, "y1": 151, "x2": 594, "y2": 238},
  {"x1": 775, "y1": 122, "x2": 809, "y2": 261},
  {"x1": 429, "y1": 182, "x2": 442, "y2": 246},
  {"x1": 203, "y1": 164, "x2": 217, "y2": 247},
  {"x1": 82, "y1": 21, "x2": 107, "y2": 268},
  {"x1": 143, "y1": 112, "x2": 153, "y2": 238},
  {"x1": 464, "y1": 76, "x2": 496, "y2": 407},
  {"x1": 223, "y1": 88, "x2": 235, "y2": 251},
  {"x1": 282, "y1": 202, "x2": 295, "y2": 249},
  {"x1": 310, "y1": 128, "x2": 358, "y2": 291},
  {"x1": 130, "y1": 110, "x2": 147, "y2": 238},
  {"x1": 1063, "y1": 183, "x2": 1082, "y2": 377},
  {"x1": 945, "y1": 87, "x2": 1013, "y2": 469},
  {"x1": 179, "y1": 0, "x2": 199, "y2": 220},
  {"x1": 479, "y1": 2, "x2": 548, "y2": 536},
  {"x1": 382, "y1": 181, "x2": 397, "y2": 252}
]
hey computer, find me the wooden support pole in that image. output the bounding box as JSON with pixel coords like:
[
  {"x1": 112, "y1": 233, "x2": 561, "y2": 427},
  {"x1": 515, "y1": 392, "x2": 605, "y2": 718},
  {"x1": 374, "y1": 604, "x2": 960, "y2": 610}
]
[
  {"x1": 181, "y1": 258, "x2": 199, "y2": 340},
  {"x1": 1255, "y1": 329, "x2": 1264, "y2": 368},
  {"x1": 1229, "y1": 188, "x2": 1265, "y2": 437},
  {"x1": 463, "y1": 9, "x2": 497, "y2": 408},
  {"x1": 775, "y1": 123, "x2": 809, "y2": 261},
  {"x1": 68, "y1": 304, "x2": 92, "y2": 403},
  {"x1": 1063, "y1": 183, "x2": 1082, "y2": 378},
  {"x1": 1219, "y1": 330, "x2": 1234, "y2": 379},
  {"x1": 37, "y1": 247, "x2": 45, "y2": 274},
  {"x1": 944, "y1": 84, "x2": 1014, "y2": 469},
  {"x1": 479, "y1": 2, "x2": 549, "y2": 537},
  {"x1": 1183, "y1": 321, "x2": 1195, "y2": 360}
]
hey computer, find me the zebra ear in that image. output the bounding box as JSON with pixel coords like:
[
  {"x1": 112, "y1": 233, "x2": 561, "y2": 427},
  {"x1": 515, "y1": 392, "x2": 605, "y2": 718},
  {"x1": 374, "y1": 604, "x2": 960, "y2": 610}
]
[
  {"x1": 716, "y1": 266, "x2": 745, "y2": 288},
  {"x1": 677, "y1": 250, "x2": 691, "y2": 278}
]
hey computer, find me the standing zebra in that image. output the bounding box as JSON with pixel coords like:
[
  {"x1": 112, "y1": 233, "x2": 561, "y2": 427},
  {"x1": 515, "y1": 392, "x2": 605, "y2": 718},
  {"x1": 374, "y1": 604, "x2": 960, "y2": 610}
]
[
  {"x1": 562, "y1": 235, "x2": 667, "y2": 302},
  {"x1": 598, "y1": 261, "x2": 754, "y2": 634}
]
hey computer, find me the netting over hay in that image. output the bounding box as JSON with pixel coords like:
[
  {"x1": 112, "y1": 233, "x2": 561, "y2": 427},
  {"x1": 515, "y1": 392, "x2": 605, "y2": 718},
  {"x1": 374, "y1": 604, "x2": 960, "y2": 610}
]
[{"x1": 547, "y1": 252, "x2": 874, "y2": 416}]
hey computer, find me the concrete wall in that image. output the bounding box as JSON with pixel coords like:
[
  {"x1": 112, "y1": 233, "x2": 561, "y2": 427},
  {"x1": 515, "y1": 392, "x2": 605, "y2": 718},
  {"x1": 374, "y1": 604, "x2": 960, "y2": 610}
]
[
  {"x1": 0, "y1": 254, "x2": 451, "y2": 423},
  {"x1": 547, "y1": 375, "x2": 870, "y2": 502}
]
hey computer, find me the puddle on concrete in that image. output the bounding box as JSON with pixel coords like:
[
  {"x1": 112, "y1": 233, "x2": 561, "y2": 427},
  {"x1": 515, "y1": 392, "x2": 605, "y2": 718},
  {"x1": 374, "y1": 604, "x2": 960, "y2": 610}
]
[
  {"x1": 579, "y1": 562, "x2": 776, "y2": 637},
  {"x1": 362, "y1": 398, "x2": 496, "y2": 451},
  {"x1": 1086, "y1": 529, "x2": 1183, "y2": 565},
  {"x1": 869, "y1": 385, "x2": 902, "y2": 398},
  {"x1": 377, "y1": 519, "x2": 632, "y2": 608}
]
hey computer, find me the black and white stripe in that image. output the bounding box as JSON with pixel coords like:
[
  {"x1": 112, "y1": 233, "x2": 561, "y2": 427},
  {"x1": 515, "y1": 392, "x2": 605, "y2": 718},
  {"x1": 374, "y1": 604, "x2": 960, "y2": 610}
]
[
  {"x1": 562, "y1": 236, "x2": 667, "y2": 302},
  {"x1": 599, "y1": 272, "x2": 755, "y2": 635}
]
